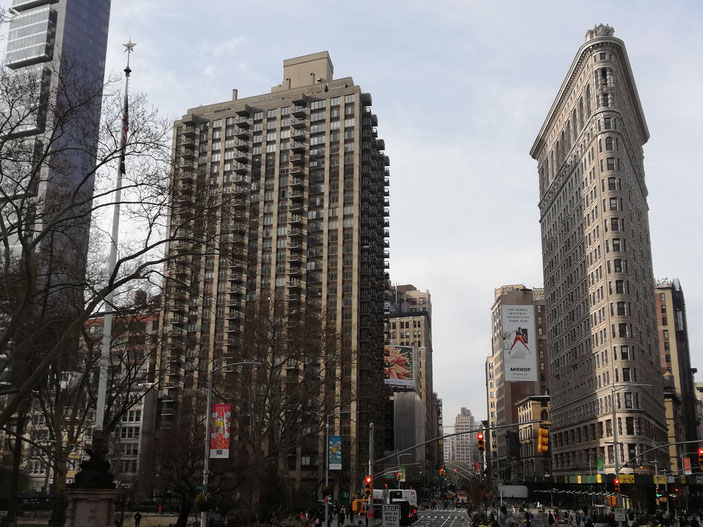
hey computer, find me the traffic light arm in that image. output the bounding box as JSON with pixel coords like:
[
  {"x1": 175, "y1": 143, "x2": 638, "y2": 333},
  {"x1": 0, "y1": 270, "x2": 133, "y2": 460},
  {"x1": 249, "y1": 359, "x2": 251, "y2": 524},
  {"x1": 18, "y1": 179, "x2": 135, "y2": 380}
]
[
  {"x1": 618, "y1": 439, "x2": 703, "y2": 472},
  {"x1": 373, "y1": 420, "x2": 542, "y2": 465}
]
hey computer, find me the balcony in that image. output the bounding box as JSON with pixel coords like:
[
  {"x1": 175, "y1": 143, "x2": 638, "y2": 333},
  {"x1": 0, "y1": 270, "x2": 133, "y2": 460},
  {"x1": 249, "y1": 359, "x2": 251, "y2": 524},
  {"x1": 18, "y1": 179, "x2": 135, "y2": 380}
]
[
  {"x1": 235, "y1": 151, "x2": 248, "y2": 160},
  {"x1": 361, "y1": 92, "x2": 372, "y2": 106},
  {"x1": 290, "y1": 166, "x2": 304, "y2": 177},
  {"x1": 289, "y1": 213, "x2": 304, "y2": 224},
  {"x1": 235, "y1": 127, "x2": 249, "y2": 138},
  {"x1": 291, "y1": 141, "x2": 305, "y2": 152},
  {"x1": 290, "y1": 153, "x2": 305, "y2": 165},
  {"x1": 236, "y1": 106, "x2": 251, "y2": 117},
  {"x1": 292, "y1": 105, "x2": 306, "y2": 117},
  {"x1": 376, "y1": 139, "x2": 385, "y2": 151},
  {"x1": 289, "y1": 227, "x2": 304, "y2": 237},
  {"x1": 234, "y1": 162, "x2": 247, "y2": 173},
  {"x1": 291, "y1": 117, "x2": 306, "y2": 128},
  {"x1": 291, "y1": 128, "x2": 306, "y2": 140},
  {"x1": 384, "y1": 198, "x2": 389, "y2": 207},
  {"x1": 235, "y1": 141, "x2": 249, "y2": 151}
]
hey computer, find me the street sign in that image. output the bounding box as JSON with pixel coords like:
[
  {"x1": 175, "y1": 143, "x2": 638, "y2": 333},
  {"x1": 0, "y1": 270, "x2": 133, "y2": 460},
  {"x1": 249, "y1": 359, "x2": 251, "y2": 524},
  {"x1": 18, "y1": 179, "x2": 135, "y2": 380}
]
[
  {"x1": 614, "y1": 510, "x2": 626, "y2": 522},
  {"x1": 382, "y1": 504, "x2": 400, "y2": 527}
]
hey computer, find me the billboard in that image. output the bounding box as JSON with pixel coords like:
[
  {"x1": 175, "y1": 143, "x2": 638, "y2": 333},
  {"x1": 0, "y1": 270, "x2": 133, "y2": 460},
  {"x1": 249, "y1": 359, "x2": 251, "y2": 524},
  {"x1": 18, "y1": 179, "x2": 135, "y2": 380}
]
[
  {"x1": 501, "y1": 305, "x2": 538, "y2": 382},
  {"x1": 210, "y1": 403, "x2": 232, "y2": 459},
  {"x1": 384, "y1": 345, "x2": 416, "y2": 389},
  {"x1": 328, "y1": 435, "x2": 342, "y2": 470}
]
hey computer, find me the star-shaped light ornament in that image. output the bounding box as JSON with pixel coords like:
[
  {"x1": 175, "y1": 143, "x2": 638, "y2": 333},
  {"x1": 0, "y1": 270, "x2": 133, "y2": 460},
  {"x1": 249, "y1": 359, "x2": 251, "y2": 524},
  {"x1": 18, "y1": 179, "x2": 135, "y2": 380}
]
[
  {"x1": 123, "y1": 39, "x2": 136, "y2": 71},
  {"x1": 123, "y1": 39, "x2": 137, "y2": 54}
]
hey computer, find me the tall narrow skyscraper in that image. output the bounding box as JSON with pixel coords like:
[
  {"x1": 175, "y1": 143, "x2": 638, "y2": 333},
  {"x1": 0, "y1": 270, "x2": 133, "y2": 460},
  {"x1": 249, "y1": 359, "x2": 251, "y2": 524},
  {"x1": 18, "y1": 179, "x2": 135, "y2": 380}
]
[
  {"x1": 530, "y1": 25, "x2": 668, "y2": 475},
  {"x1": 159, "y1": 52, "x2": 389, "y2": 500}
]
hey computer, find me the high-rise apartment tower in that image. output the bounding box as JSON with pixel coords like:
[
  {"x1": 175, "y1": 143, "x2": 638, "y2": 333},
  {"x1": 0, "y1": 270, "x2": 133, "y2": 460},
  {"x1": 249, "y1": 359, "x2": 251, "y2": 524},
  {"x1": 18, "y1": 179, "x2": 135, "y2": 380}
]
[
  {"x1": 159, "y1": 52, "x2": 389, "y2": 499},
  {"x1": 486, "y1": 285, "x2": 547, "y2": 480},
  {"x1": 530, "y1": 25, "x2": 668, "y2": 475}
]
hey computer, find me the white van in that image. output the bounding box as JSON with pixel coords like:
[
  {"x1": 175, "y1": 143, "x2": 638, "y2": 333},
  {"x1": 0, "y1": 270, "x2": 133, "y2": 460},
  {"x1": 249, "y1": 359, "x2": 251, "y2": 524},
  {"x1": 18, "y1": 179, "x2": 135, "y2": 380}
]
[{"x1": 373, "y1": 489, "x2": 418, "y2": 508}]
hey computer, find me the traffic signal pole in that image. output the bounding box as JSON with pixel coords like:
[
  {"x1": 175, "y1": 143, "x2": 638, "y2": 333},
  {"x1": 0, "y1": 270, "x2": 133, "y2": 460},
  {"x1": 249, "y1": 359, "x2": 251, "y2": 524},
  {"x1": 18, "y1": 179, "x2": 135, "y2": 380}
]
[{"x1": 373, "y1": 420, "x2": 542, "y2": 465}]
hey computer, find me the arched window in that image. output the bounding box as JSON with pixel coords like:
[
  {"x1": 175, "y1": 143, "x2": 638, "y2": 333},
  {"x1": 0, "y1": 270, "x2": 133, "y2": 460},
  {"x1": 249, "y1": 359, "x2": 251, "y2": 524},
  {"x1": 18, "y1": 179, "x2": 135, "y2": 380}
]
[{"x1": 540, "y1": 409, "x2": 549, "y2": 421}]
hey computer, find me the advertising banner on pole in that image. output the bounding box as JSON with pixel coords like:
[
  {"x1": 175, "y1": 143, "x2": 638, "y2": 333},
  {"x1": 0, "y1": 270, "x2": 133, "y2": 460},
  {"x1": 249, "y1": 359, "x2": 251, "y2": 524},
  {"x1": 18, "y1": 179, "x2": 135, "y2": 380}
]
[
  {"x1": 596, "y1": 457, "x2": 604, "y2": 474},
  {"x1": 210, "y1": 403, "x2": 232, "y2": 459},
  {"x1": 501, "y1": 305, "x2": 538, "y2": 382},
  {"x1": 329, "y1": 435, "x2": 342, "y2": 470},
  {"x1": 684, "y1": 456, "x2": 692, "y2": 475}
]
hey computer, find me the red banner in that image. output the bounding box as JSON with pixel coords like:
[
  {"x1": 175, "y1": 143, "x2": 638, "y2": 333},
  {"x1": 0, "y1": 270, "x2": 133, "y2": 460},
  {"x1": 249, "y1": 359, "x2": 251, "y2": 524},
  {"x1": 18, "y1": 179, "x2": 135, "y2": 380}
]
[
  {"x1": 210, "y1": 403, "x2": 231, "y2": 459},
  {"x1": 684, "y1": 456, "x2": 692, "y2": 475}
]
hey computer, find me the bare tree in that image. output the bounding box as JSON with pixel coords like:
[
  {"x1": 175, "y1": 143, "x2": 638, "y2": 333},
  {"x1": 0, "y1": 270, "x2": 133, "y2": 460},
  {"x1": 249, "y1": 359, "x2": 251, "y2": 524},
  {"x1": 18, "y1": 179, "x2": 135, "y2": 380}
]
[{"x1": 0, "y1": 50, "x2": 238, "y2": 525}]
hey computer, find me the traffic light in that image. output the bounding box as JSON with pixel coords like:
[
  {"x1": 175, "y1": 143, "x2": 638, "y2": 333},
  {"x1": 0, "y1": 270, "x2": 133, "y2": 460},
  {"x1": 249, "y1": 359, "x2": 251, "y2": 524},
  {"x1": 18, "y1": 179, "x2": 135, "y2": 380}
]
[
  {"x1": 698, "y1": 448, "x2": 703, "y2": 469},
  {"x1": 397, "y1": 472, "x2": 402, "y2": 480},
  {"x1": 537, "y1": 427, "x2": 550, "y2": 453},
  {"x1": 364, "y1": 475, "x2": 373, "y2": 498},
  {"x1": 453, "y1": 468, "x2": 457, "y2": 475},
  {"x1": 477, "y1": 432, "x2": 485, "y2": 452},
  {"x1": 614, "y1": 478, "x2": 620, "y2": 494}
]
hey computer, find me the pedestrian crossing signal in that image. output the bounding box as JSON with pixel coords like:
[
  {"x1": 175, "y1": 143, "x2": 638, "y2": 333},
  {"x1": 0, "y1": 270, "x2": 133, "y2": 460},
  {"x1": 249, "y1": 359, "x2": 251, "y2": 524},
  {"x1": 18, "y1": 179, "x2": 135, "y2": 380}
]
[
  {"x1": 537, "y1": 428, "x2": 550, "y2": 453},
  {"x1": 477, "y1": 432, "x2": 485, "y2": 452}
]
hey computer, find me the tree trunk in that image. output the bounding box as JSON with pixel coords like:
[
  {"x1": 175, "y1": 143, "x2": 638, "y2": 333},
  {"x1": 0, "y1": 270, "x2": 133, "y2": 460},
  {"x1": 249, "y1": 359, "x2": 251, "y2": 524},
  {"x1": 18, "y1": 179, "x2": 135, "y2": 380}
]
[
  {"x1": 7, "y1": 399, "x2": 29, "y2": 521},
  {"x1": 50, "y1": 452, "x2": 69, "y2": 527},
  {"x1": 176, "y1": 497, "x2": 192, "y2": 527}
]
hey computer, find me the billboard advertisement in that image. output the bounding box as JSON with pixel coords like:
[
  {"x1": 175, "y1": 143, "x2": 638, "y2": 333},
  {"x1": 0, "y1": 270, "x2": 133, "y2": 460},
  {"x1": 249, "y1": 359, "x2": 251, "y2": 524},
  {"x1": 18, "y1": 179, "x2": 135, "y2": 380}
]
[
  {"x1": 210, "y1": 403, "x2": 232, "y2": 459},
  {"x1": 384, "y1": 345, "x2": 416, "y2": 389},
  {"x1": 501, "y1": 305, "x2": 538, "y2": 382},
  {"x1": 328, "y1": 435, "x2": 342, "y2": 470}
]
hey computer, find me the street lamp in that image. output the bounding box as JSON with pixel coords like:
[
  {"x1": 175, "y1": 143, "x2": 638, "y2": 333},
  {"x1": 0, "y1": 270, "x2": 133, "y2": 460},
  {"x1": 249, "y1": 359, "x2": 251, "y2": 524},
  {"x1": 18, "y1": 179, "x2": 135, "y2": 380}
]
[{"x1": 201, "y1": 360, "x2": 261, "y2": 527}]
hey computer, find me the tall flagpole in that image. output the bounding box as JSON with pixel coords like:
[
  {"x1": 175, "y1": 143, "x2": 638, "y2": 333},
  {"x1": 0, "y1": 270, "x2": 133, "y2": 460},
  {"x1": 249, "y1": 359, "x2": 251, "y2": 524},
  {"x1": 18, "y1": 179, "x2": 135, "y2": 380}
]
[{"x1": 95, "y1": 39, "x2": 135, "y2": 437}]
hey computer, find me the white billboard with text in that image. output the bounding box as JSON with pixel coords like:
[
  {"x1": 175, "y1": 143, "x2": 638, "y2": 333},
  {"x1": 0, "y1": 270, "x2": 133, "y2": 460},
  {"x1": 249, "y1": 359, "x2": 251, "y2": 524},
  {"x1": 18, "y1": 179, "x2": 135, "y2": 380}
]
[{"x1": 502, "y1": 305, "x2": 538, "y2": 382}]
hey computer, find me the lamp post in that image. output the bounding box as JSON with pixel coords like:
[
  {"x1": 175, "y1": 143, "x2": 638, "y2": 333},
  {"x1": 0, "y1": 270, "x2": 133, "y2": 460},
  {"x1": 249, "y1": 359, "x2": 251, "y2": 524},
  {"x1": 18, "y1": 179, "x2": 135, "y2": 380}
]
[{"x1": 201, "y1": 360, "x2": 260, "y2": 527}]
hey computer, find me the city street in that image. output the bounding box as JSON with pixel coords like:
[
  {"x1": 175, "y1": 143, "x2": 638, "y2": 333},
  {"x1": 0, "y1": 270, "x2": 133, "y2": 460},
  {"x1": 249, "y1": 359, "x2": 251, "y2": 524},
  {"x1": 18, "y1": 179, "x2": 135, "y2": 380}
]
[{"x1": 416, "y1": 507, "x2": 471, "y2": 527}]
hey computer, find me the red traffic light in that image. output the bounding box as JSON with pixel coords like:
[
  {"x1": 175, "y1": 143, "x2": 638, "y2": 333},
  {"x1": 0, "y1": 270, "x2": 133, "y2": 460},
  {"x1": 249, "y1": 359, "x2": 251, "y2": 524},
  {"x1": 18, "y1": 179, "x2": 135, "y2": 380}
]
[
  {"x1": 477, "y1": 432, "x2": 484, "y2": 440},
  {"x1": 614, "y1": 478, "x2": 619, "y2": 485},
  {"x1": 698, "y1": 448, "x2": 703, "y2": 455},
  {"x1": 365, "y1": 475, "x2": 372, "y2": 484}
]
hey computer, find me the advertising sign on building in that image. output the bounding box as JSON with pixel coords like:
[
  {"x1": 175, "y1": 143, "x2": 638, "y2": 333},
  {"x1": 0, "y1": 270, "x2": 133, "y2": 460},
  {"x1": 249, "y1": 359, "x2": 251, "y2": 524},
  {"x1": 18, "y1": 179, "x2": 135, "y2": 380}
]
[
  {"x1": 684, "y1": 456, "x2": 692, "y2": 475},
  {"x1": 501, "y1": 305, "x2": 538, "y2": 382},
  {"x1": 384, "y1": 345, "x2": 416, "y2": 389},
  {"x1": 329, "y1": 435, "x2": 342, "y2": 470},
  {"x1": 210, "y1": 403, "x2": 232, "y2": 459}
]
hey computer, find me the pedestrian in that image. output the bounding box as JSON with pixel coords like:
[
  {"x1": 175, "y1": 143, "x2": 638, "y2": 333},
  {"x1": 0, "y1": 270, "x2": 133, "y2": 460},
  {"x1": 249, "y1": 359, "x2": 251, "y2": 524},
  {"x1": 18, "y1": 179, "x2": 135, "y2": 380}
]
[
  {"x1": 134, "y1": 512, "x2": 142, "y2": 527},
  {"x1": 549, "y1": 512, "x2": 555, "y2": 525},
  {"x1": 158, "y1": 504, "x2": 163, "y2": 515},
  {"x1": 584, "y1": 518, "x2": 594, "y2": 527},
  {"x1": 339, "y1": 506, "x2": 347, "y2": 527}
]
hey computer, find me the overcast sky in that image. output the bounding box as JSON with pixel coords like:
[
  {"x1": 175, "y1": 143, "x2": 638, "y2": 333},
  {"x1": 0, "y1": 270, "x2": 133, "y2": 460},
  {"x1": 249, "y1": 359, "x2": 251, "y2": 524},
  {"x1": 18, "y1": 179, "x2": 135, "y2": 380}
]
[{"x1": 6, "y1": 0, "x2": 703, "y2": 429}]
